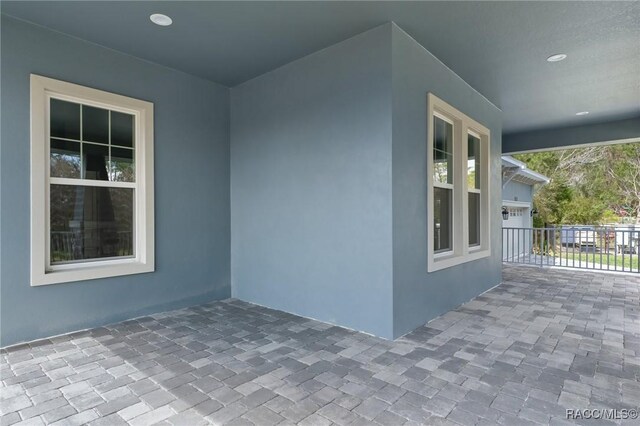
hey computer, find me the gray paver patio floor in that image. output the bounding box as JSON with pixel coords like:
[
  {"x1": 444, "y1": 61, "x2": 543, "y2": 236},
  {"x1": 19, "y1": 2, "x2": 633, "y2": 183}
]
[{"x1": 2, "y1": 265, "x2": 639, "y2": 425}]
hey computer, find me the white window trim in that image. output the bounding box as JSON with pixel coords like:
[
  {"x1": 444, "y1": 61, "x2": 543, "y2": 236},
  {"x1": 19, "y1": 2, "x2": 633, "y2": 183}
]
[
  {"x1": 427, "y1": 93, "x2": 491, "y2": 272},
  {"x1": 30, "y1": 74, "x2": 154, "y2": 286}
]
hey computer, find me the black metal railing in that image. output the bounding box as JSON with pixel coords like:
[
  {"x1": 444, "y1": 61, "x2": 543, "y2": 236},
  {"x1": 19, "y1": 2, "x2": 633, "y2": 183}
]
[{"x1": 503, "y1": 226, "x2": 639, "y2": 273}]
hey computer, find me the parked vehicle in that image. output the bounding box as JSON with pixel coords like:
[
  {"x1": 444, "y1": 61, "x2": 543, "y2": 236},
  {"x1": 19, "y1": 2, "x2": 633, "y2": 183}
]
[{"x1": 560, "y1": 226, "x2": 596, "y2": 250}]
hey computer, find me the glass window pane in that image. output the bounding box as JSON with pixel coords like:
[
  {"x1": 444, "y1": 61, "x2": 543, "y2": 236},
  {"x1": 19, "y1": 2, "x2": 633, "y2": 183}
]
[
  {"x1": 434, "y1": 187, "x2": 452, "y2": 252},
  {"x1": 111, "y1": 111, "x2": 134, "y2": 147},
  {"x1": 50, "y1": 99, "x2": 80, "y2": 140},
  {"x1": 433, "y1": 116, "x2": 453, "y2": 184},
  {"x1": 50, "y1": 139, "x2": 80, "y2": 178},
  {"x1": 469, "y1": 192, "x2": 480, "y2": 246},
  {"x1": 468, "y1": 134, "x2": 481, "y2": 189},
  {"x1": 83, "y1": 143, "x2": 109, "y2": 181},
  {"x1": 110, "y1": 147, "x2": 135, "y2": 182},
  {"x1": 50, "y1": 184, "x2": 134, "y2": 263},
  {"x1": 82, "y1": 105, "x2": 109, "y2": 144}
]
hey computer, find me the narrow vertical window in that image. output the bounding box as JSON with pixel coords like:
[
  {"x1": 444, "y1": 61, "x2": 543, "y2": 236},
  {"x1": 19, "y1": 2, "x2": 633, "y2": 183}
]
[
  {"x1": 468, "y1": 133, "x2": 481, "y2": 247},
  {"x1": 433, "y1": 115, "x2": 453, "y2": 253}
]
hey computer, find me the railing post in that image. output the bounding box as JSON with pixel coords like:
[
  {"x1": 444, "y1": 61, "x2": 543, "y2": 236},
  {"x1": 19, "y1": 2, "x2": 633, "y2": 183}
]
[
  {"x1": 599, "y1": 228, "x2": 603, "y2": 271},
  {"x1": 612, "y1": 227, "x2": 615, "y2": 272},
  {"x1": 540, "y1": 229, "x2": 544, "y2": 266},
  {"x1": 623, "y1": 229, "x2": 626, "y2": 271}
]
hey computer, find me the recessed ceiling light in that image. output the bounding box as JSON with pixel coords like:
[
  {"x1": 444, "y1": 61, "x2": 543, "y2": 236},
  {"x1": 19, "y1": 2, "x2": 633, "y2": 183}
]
[
  {"x1": 150, "y1": 13, "x2": 172, "y2": 26},
  {"x1": 547, "y1": 53, "x2": 567, "y2": 62},
  {"x1": 575, "y1": 111, "x2": 589, "y2": 116}
]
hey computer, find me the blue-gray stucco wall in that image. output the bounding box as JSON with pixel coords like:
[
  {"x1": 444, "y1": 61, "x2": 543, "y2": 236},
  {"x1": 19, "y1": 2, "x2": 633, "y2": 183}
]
[
  {"x1": 0, "y1": 16, "x2": 231, "y2": 347},
  {"x1": 230, "y1": 24, "x2": 394, "y2": 339},
  {"x1": 502, "y1": 181, "x2": 533, "y2": 204},
  {"x1": 390, "y1": 25, "x2": 503, "y2": 339},
  {"x1": 2, "y1": 18, "x2": 508, "y2": 346}
]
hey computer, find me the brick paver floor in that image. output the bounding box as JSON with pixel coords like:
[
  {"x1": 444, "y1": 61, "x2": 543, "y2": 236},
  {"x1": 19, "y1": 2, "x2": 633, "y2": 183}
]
[{"x1": 2, "y1": 265, "x2": 639, "y2": 425}]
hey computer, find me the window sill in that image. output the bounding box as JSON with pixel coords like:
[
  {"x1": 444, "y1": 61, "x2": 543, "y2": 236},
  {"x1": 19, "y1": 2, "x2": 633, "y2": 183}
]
[
  {"x1": 428, "y1": 249, "x2": 491, "y2": 272},
  {"x1": 434, "y1": 250, "x2": 454, "y2": 259},
  {"x1": 31, "y1": 260, "x2": 154, "y2": 286}
]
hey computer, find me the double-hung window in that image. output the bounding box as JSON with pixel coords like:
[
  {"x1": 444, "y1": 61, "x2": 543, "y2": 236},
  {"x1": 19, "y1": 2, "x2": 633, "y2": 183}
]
[
  {"x1": 30, "y1": 75, "x2": 154, "y2": 286},
  {"x1": 427, "y1": 93, "x2": 490, "y2": 272}
]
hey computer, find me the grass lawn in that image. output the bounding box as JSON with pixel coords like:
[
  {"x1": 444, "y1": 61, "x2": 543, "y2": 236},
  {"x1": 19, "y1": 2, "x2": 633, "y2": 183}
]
[{"x1": 554, "y1": 250, "x2": 639, "y2": 272}]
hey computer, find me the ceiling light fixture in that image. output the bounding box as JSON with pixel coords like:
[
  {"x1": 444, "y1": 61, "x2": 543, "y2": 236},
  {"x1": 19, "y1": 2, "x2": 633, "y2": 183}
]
[
  {"x1": 546, "y1": 53, "x2": 567, "y2": 62},
  {"x1": 150, "y1": 13, "x2": 172, "y2": 26},
  {"x1": 575, "y1": 111, "x2": 589, "y2": 116}
]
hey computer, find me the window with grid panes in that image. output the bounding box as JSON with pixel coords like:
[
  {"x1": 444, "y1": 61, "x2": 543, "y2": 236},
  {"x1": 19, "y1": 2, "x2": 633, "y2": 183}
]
[
  {"x1": 427, "y1": 93, "x2": 491, "y2": 272},
  {"x1": 30, "y1": 75, "x2": 154, "y2": 286}
]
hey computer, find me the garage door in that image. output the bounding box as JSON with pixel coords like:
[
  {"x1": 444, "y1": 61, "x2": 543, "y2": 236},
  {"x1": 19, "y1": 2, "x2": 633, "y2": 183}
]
[{"x1": 502, "y1": 207, "x2": 530, "y2": 260}]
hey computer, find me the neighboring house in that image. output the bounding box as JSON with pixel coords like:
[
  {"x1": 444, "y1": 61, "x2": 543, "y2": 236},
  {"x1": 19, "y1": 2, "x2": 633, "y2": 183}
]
[{"x1": 501, "y1": 155, "x2": 549, "y2": 260}]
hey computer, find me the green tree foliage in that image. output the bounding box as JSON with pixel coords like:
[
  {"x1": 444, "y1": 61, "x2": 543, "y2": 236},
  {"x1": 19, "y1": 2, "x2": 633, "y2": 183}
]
[
  {"x1": 562, "y1": 196, "x2": 606, "y2": 224},
  {"x1": 514, "y1": 142, "x2": 640, "y2": 225}
]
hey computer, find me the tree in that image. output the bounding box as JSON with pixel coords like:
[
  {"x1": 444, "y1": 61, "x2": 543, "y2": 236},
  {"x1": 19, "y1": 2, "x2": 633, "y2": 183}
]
[
  {"x1": 513, "y1": 142, "x2": 640, "y2": 225},
  {"x1": 602, "y1": 144, "x2": 640, "y2": 222},
  {"x1": 562, "y1": 196, "x2": 606, "y2": 224},
  {"x1": 532, "y1": 178, "x2": 573, "y2": 225}
]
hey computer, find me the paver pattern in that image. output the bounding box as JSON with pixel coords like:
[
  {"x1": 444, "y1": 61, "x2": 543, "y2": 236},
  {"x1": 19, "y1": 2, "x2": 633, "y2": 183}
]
[{"x1": 2, "y1": 265, "x2": 639, "y2": 425}]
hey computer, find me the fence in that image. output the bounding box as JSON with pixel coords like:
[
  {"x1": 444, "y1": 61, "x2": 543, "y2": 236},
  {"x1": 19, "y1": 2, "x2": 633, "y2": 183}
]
[
  {"x1": 51, "y1": 230, "x2": 133, "y2": 262},
  {"x1": 502, "y1": 226, "x2": 639, "y2": 273}
]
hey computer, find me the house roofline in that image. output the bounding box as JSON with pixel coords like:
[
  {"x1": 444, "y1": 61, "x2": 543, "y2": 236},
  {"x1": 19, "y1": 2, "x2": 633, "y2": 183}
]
[{"x1": 501, "y1": 155, "x2": 550, "y2": 184}]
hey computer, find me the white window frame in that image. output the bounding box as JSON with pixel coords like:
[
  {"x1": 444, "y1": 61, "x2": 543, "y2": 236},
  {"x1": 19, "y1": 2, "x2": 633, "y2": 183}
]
[
  {"x1": 30, "y1": 74, "x2": 154, "y2": 286},
  {"x1": 427, "y1": 93, "x2": 491, "y2": 272}
]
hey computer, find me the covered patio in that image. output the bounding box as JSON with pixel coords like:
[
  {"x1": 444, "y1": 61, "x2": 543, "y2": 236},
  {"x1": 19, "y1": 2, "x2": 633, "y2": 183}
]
[{"x1": 2, "y1": 265, "x2": 638, "y2": 425}]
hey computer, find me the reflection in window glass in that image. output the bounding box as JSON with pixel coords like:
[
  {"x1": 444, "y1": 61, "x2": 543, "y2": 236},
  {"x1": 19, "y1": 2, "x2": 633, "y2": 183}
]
[
  {"x1": 50, "y1": 99, "x2": 80, "y2": 140},
  {"x1": 434, "y1": 187, "x2": 452, "y2": 253},
  {"x1": 83, "y1": 143, "x2": 110, "y2": 181},
  {"x1": 469, "y1": 192, "x2": 480, "y2": 246},
  {"x1": 468, "y1": 134, "x2": 481, "y2": 189},
  {"x1": 50, "y1": 139, "x2": 80, "y2": 178},
  {"x1": 50, "y1": 99, "x2": 136, "y2": 183},
  {"x1": 468, "y1": 134, "x2": 481, "y2": 246},
  {"x1": 48, "y1": 96, "x2": 138, "y2": 266},
  {"x1": 110, "y1": 147, "x2": 135, "y2": 182},
  {"x1": 111, "y1": 111, "x2": 134, "y2": 148},
  {"x1": 433, "y1": 116, "x2": 453, "y2": 184},
  {"x1": 50, "y1": 185, "x2": 134, "y2": 263},
  {"x1": 82, "y1": 105, "x2": 109, "y2": 144}
]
